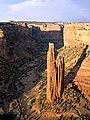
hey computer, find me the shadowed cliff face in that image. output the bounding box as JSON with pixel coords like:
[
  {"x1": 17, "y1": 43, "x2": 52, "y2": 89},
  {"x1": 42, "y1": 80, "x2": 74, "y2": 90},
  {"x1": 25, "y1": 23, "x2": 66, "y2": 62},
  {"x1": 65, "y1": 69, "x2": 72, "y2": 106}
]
[
  {"x1": 0, "y1": 22, "x2": 64, "y2": 59},
  {"x1": 15, "y1": 22, "x2": 64, "y2": 49},
  {"x1": 0, "y1": 23, "x2": 37, "y2": 115},
  {"x1": 31, "y1": 24, "x2": 64, "y2": 49},
  {"x1": 0, "y1": 23, "x2": 64, "y2": 115},
  {"x1": 0, "y1": 24, "x2": 36, "y2": 59}
]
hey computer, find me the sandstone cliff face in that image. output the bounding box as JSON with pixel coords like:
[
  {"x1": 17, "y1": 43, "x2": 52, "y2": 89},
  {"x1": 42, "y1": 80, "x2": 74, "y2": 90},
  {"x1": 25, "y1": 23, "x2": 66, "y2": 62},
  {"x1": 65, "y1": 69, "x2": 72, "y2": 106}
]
[
  {"x1": 64, "y1": 23, "x2": 90, "y2": 46},
  {"x1": 12, "y1": 22, "x2": 90, "y2": 48},
  {"x1": 74, "y1": 56, "x2": 90, "y2": 100},
  {"x1": 32, "y1": 24, "x2": 63, "y2": 48},
  {"x1": 16, "y1": 22, "x2": 64, "y2": 48},
  {"x1": 0, "y1": 29, "x2": 7, "y2": 57},
  {"x1": 0, "y1": 24, "x2": 35, "y2": 59},
  {"x1": 30, "y1": 23, "x2": 61, "y2": 31},
  {"x1": 0, "y1": 29, "x2": 4, "y2": 38},
  {"x1": 0, "y1": 22, "x2": 64, "y2": 59},
  {"x1": 58, "y1": 44, "x2": 90, "y2": 101}
]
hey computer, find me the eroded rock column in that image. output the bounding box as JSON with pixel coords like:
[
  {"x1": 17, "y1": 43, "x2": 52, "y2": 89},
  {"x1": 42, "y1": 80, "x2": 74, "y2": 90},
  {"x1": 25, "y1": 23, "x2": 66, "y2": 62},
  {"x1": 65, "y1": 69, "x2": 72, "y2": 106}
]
[
  {"x1": 56, "y1": 56, "x2": 64, "y2": 97},
  {"x1": 47, "y1": 42, "x2": 56, "y2": 102},
  {"x1": 47, "y1": 42, "x2": 64, "y2": 102}
]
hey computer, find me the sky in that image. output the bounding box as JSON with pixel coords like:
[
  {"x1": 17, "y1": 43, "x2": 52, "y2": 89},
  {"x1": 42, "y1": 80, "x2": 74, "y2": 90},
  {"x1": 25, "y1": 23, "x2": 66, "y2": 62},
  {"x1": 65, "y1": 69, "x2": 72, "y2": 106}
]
[{"x1": 0, "y1": 0, "x2": 90, "y2": 22}]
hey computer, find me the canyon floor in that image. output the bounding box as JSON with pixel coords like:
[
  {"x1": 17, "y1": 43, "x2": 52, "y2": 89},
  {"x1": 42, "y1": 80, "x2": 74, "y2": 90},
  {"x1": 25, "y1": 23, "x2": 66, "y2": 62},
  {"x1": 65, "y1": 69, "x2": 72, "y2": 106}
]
[
  {"x1": 0, "y1": 42, "x2": 90, "y2": 120},
  {"x1": 0, "y1": 22, "x2": 90, "y2": 120}
]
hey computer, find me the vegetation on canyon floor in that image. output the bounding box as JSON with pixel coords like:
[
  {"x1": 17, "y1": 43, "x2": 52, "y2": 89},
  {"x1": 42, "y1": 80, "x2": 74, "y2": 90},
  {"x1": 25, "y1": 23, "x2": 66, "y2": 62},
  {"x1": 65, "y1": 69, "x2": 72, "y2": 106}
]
[
  {"x1": 35, "y1": 44, "x2": 90, "y2": 119},
  {"x1": 0, "y1": 22, "x2": 90, "y2": 120},
  {"x1": 0, "y1": 36, "x2": 90, "y2": 120}
]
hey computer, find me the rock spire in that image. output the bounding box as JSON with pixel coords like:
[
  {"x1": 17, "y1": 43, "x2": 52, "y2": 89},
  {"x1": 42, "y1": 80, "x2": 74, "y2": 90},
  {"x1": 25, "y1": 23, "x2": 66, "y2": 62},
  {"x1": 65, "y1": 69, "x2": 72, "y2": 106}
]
[{"x1": 47, "y1": 42, "x2": 64, "y2": 102}]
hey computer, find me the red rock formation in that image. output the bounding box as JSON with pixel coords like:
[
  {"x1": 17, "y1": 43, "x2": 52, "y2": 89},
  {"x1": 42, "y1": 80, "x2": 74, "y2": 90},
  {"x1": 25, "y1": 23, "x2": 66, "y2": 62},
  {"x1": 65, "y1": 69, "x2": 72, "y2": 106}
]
[
  {"x1": 74, "y1": 57, "x2": 90, "y2": 100},
  {"x1": 0, "y1": 29, "x2": 7, "y2": 57},
  {"x1": 47, "y1": 42, "x2": 64, "y2": 102},
  {"x1": 64, "y1": 23, "x2": 90, "y2": 46},
  {"x1": 47, "y1": 42, "x2": 56, "y2": 102},
  {"x1": 56, "y1": 56, "x2": 64, "y2": 97}
]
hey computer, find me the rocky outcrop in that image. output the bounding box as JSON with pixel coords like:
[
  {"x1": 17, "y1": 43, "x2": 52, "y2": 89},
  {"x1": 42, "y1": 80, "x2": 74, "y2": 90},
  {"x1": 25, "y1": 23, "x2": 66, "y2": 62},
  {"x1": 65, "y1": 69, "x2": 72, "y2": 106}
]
[
  {"x1": 64, "y1": 23, "x2": 90, "y2": 46},
  {"x1": 0, "y1": 29, "x2": 4, "y2": 38},
  {"x1": 47, "y1": 42, "x2": 64, "y2": 102},
  {"x1": 0, "y1": 29, "x2": 8, "y2": 58}
]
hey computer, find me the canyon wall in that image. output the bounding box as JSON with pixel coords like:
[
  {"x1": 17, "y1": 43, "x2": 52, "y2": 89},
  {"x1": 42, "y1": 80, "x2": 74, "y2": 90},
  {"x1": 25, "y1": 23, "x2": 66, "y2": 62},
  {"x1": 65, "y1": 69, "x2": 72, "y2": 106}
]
[
  {"x1": 64, "y1": 23, "x2": 90, "y2": 46},
  {"x1": 0, "y1": 24, "x2": 35, "y2": 59},
  {"x1": 29, "y1": 23, "x2": 61, "y2": 31},
  {"x1": 1, "y1": 22, "x2": 90, "y2": 59},
  {"x1": 15, "y1": 22, "x2": 62, "y2": 31},
  {"x1": 16, "y1": 22, "x2": 90, "y2": 47},
  {"x1": 0, "y1": 22, "x2": 64, "y2": 58},
  {"x1": 15, "y1": 22, "x2": 64, "y2": 48}
]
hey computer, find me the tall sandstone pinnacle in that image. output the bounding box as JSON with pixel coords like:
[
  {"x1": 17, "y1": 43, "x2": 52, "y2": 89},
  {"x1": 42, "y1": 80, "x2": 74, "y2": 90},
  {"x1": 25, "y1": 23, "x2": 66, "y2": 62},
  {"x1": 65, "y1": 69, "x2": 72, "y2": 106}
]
[{"x1": 47, "y1": 42, "x2": 64, "y2": 102}]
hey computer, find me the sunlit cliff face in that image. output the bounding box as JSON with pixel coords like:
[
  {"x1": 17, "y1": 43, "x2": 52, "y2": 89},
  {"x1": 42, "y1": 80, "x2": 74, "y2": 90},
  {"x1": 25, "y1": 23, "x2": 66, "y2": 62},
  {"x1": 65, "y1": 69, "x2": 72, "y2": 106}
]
[
  {"x1": 64, "y1": 23, "x2": 90, "y2": 46},
  {"x1": 0, "y1": 29, "x2": 4, "y2": 38}
]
